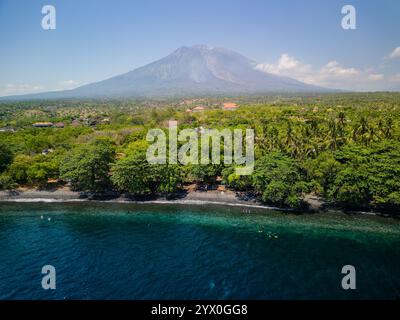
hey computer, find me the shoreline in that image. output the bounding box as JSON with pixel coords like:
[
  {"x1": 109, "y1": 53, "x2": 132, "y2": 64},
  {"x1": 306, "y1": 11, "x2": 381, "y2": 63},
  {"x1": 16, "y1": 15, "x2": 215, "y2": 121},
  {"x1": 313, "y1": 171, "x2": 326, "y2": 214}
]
[
  {"x1": 0, "y1": 188, "x2": 282, "y2": 209},
  {"x1": 0, "y1": 197, "x2": 286, "y2": 212},
  {"x1": 0, "y1": 188, "x2": 388, "y2": 217}
]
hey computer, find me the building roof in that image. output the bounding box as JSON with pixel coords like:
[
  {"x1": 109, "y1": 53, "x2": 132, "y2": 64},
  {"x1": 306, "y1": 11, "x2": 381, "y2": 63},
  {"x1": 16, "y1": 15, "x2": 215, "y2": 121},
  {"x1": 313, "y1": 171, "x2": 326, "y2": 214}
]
[
  {"x1": 193, "y1": 106, "x2": 206, "y2": 111},
  {"x1": 32, "y1": 122, "x2": 53, "y2": 127},
  {"x1": 223, "y1": 102, "x2": 238, "y2": 109}
]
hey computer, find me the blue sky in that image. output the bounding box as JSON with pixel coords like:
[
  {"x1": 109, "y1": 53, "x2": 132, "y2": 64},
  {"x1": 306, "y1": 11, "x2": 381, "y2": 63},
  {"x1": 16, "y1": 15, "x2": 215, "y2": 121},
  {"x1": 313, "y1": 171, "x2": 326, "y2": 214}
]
[{"x1": 0, "y1": 0, "x2": 399, "y2": 96}]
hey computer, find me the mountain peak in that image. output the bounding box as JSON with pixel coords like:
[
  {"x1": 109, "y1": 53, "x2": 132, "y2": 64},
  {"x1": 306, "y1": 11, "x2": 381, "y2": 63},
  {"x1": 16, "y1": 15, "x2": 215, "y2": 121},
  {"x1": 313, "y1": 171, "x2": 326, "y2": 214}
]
[
  {"x1": 173, "y1": 44, "x2": 237, "y2": 56},
  {"x1": 176, "y1": 44, "x2": 215, "y2": 50},
  {"x1": 191, "y1": 44, "x2": 215, "y2": 50},
  {"x1": 171, "y1": 44, "x2": 216, "y2": 55}
]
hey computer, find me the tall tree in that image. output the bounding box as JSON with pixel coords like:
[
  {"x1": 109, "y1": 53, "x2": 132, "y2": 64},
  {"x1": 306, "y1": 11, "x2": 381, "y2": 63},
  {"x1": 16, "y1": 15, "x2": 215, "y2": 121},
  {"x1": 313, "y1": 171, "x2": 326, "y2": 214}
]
[{"x1": 60, "y1": 138, "x2": 116, "y2": 192}]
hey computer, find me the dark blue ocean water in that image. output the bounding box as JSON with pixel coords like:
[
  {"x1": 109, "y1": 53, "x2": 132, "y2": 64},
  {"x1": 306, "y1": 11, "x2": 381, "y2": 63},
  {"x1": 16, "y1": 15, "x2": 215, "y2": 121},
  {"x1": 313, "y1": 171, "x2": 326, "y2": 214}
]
[{"x1": 0, "y1": 202, "x2": 399, "y2": 300}]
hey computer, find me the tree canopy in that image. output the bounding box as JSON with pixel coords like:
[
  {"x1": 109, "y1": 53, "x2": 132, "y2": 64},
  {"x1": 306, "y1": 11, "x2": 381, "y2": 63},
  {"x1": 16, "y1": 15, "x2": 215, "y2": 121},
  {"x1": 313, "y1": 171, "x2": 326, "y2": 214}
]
[{"x1": 0, "y1": 93, "x2": 399, "y2": 212}]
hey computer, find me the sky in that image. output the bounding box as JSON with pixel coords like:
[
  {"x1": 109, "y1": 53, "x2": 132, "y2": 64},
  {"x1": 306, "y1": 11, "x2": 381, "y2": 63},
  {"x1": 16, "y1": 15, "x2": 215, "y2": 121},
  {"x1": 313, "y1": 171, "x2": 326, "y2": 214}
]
[{"x1": 0, "y1": 0, "x2": 399, "y2": 96}]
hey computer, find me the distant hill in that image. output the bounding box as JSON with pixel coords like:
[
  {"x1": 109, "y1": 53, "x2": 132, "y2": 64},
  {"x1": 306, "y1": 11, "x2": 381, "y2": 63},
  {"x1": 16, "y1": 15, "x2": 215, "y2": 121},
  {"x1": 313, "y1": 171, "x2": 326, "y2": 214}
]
[{"x1": 1, "y1": 45, "x2": 332, "y2": 100}]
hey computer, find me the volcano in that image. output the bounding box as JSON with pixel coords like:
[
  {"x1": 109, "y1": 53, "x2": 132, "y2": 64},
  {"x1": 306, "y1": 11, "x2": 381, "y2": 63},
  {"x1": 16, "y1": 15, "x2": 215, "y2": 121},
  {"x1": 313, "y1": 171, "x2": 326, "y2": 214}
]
[{"x1": 1, "y1": 45, "x2": 330, "y2": 100}]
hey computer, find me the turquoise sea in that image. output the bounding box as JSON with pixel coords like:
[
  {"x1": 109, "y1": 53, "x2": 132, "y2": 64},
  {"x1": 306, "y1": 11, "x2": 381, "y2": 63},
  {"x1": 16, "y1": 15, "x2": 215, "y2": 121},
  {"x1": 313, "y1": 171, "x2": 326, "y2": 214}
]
[{"x1": 0, "y1": 202, "x2": 399, "y2": 299}]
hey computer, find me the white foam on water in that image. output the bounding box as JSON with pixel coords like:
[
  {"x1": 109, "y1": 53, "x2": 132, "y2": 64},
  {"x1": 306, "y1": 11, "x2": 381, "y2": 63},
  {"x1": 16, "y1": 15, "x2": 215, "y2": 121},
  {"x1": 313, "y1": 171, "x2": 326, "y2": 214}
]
[{"x1": 1, "y1": 198, "x2": 86, "y2": 203}]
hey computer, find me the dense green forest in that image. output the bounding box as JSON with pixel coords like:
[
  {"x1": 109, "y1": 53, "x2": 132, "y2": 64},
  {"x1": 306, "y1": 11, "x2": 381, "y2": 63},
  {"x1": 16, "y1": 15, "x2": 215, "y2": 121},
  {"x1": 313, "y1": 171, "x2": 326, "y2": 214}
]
[{"x1": 0, "y1": 93, "x2": 399, "y2": 213}]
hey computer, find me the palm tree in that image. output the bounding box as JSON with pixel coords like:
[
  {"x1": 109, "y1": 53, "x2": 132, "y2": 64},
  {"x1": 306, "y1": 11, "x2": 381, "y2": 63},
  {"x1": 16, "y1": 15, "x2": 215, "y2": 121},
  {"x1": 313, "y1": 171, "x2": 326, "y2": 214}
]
[
  {"x1": 384, "y1": 118, "x2": 394, "y2": 138},
  {"x1": 327, "y1": 119, "x2": 338, "y2": 150},
  {"x1": 337, "y1": 111, "x2": 347, "y2": 146},
  {"x1": 352, "y1": 116, "x2": 369, "y2": 144},
  {"x1": 366, "y1": 125, "x2": 377, "y2": 145}
]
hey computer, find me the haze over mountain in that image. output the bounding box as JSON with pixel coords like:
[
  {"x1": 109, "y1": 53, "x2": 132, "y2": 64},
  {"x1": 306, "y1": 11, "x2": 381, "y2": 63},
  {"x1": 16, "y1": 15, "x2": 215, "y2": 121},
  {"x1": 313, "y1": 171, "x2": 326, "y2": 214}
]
[{"x1": 1, "y1": 45, "x2": 331, "y2": 100}]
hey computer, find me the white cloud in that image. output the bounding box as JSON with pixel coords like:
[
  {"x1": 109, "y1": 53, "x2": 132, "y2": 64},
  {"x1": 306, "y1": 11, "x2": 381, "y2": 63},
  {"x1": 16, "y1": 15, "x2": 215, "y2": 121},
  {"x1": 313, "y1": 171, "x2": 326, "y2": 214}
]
[
  {"x1": 62, "y1": 80, "x2": 78, "y2": 86},
  {"x1": 321, "y1": 61, "x2": 358, "y2": 77},
  {"x1": 59, "y1": 80, "x2": 79, "y2": 89},
  {"x1": 0, "y1": 80, "x2": 81, "y2": 96},
  {"x1": 255, "y1": 54, "x2": 312, "y2": 80},
  {"x1": 1, "y1": 83, "x2": 44, "y2": 95},
  {"x1": 388, "y1": 47, "x2": 400, "y2": 59},
  {"x1": 53, "y1": 80, "x2": 80, "y2": 91},
  {"x1": 255, "y1": 54, "x2": 387, "y2": 91}
]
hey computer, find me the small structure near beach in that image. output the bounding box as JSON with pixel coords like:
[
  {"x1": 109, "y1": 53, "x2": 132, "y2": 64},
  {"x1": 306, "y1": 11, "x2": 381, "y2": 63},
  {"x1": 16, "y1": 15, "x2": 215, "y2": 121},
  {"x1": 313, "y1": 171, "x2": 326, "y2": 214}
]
[
  {"x1": 222, "y1": 102, "x2": 238, "y2": 110},
  {"x1": 193, "y1": 106, "x2": 206, "y2": 112},
  {"x1": 32, "y1": 122, "x2": 53, "y2": 128}
]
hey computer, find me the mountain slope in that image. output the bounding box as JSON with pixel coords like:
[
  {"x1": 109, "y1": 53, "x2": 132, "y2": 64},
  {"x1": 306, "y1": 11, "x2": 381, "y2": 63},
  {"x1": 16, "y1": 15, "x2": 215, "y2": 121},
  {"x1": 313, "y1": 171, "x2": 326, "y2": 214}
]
[{"x1": 1, "y1": 45, "x2": 330, "y2": 100}]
